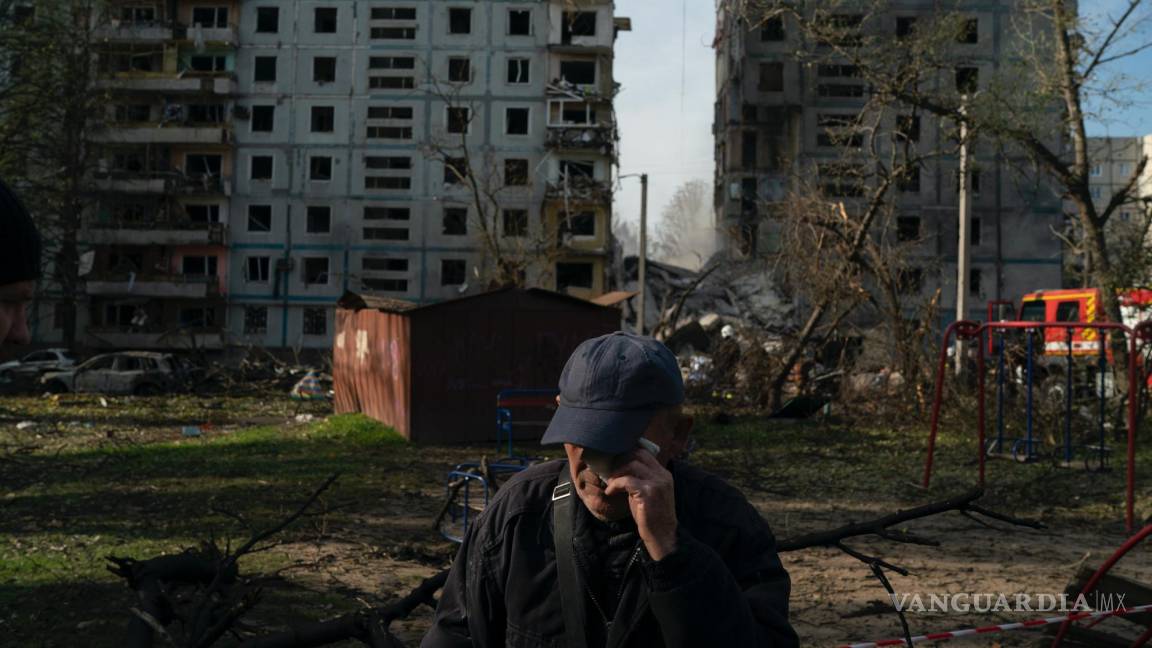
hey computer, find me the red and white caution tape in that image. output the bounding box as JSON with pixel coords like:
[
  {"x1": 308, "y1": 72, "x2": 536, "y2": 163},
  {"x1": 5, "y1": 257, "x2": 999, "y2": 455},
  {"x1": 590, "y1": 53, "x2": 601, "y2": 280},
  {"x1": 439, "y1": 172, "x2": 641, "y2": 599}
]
[{"x1": 839, "y1": 602, "x2": 1152, "y2": 647}]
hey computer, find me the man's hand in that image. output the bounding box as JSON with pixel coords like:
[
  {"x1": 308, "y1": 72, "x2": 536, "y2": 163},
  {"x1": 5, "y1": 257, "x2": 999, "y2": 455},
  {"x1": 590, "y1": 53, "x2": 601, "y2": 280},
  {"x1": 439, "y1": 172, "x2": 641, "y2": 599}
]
[{"x1": 604, "y1": 450, "x2": 678, "y2": 560}]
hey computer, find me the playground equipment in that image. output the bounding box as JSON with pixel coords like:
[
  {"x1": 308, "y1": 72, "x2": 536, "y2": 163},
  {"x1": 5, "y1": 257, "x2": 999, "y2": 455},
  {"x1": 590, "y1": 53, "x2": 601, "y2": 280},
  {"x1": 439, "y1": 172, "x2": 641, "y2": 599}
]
[
  {"x1": 922, "y1": 319, "x2": 1152, "y2": 532},
  {"x1": 439, "y1": 388, "x2": 559, "y2": 542}
]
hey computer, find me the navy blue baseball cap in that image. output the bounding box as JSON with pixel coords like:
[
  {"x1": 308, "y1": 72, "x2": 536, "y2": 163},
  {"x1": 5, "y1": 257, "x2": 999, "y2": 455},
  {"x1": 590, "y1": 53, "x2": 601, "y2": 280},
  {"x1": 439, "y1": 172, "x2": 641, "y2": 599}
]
[{"x1": 541, "y1": 332, "x2": 684, "y2": 455}]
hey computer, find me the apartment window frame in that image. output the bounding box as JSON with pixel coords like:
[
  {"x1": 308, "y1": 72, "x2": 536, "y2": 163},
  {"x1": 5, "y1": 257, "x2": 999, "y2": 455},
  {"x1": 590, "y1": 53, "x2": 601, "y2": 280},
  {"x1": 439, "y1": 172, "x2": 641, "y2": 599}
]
[
  {"x1": 310, "y1": 105, "x2": 335, "y2": 133},
  {"x1": 444, "y1": 157, "x2": 467, "y2": 184},
  {"x1": 447, "y1": 57, "x2": 472, "y2": 83},
  {"x1": 507, "y1": 57, "x2": 530, "y2": 84},
  {"x1": 896, "y1": 216, "x2": 920, "y2": 242},
  {"x1": 559, "y1": 60, "x2": 596, "y2": 85},
  {"x1": 760, "y1": 16, "x2": 785, "y2": 41},
  {"x1": 556, "y1": 262, "x2": 595, "y2": 292},
  {"x1": 245, "y1": 256, "x2": 271, "y2": 283},
  {"x1": 302, "y1": 257, "x2": 330, "y2": 285},
  {"x1": 191, "y1": 6, "x2": 228, "y2": 29},
  {"x1": 502, "y1": 209, "x2": 528, "y2": 237},
  {"x1": 758, "y1": 62, "x2": 784, "y2": 92},
  {"x1": 442, "y1": 207, "x2": 468, "y2": 235},
  {"x1": 313, "y1": 56, "x2": 337, "y2": 83},
  {"x1": 505, "y1": 107, "x2": 530, "y2": 135},
  {"x1": 253, "y1": 56, "x2": 277, "y2": 83},
  {"x1": 508, "y1": 9, "x2": 531, "y2": 36},
  {"x1": 243, "y1": 306, "x2": 268, "y2": 334},
  {"x1": 441, "y1": 259, "x2": 467, "y2": 286},
  {"x1": 255, "y1": 6, "x2": 279, "y2": 33},
  {"x1": 247, "y1": 204, "x2": 272, "y2": 232},
  {"x1": 448, "y1": 7, "x2": 472, "y2": 34},
  {"x1": 314, "y1": 6, "x2": 337, "y2": 33},
  {"x1": 504, "y1": 158, "x2": 529, "y2": 186},
  {"x1": 251, "y1": 105, "x2": 274, "y2": 132},
  {"x1": 446, "y1": 106, "x2": 471, "y2": 134},
  {"x1": 306, "y1": 205, "x2": 332, "y2": 233},
  {"x1": 250, "y1": 155, "x2": 273, "y2": 181},
  {"x1": 309, "y1": 156, "x2": 333, "y2": 182},
  {"x1": 302, "y1": 307, "x2": 327, "y2": 335}
]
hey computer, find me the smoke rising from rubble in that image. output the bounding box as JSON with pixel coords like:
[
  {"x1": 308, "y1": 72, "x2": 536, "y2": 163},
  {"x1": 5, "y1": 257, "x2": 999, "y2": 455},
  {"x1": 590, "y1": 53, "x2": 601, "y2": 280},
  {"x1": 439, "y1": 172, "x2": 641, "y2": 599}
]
[{"x1": 651, "y1": 179, "x2": 719, "y2": 271}]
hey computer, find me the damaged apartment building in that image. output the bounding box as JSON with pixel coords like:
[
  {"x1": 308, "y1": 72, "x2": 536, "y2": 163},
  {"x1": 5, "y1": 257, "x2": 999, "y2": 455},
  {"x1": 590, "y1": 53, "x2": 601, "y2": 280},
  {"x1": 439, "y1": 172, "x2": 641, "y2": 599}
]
[
  {"x1": 26, "y1": 0, "x2": 628, "y2": 351},
  {"x1": 712, "y1": 1, "x2": 1065, "y2": 324}
]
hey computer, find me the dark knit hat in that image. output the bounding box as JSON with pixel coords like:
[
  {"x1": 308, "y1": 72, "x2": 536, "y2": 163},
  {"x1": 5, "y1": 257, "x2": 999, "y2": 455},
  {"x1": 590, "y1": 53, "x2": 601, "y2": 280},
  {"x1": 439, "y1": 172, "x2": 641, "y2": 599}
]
[{"x1": 0, "y1": 177, "x2": 41, "y2": 285}]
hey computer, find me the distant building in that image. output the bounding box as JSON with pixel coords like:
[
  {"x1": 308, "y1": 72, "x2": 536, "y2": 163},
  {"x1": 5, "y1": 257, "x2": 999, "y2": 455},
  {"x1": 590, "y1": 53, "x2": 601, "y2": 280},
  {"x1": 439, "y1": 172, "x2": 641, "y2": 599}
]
[
  {"x1": 1069, "y1": 135, "x2": 1152, "y2": 284},
  {"x1": 21, "y1": 0, "x2": 629, "y2": 350},
  {"x1": 712, "y1": 1, "x2": 1067, "y2": 322}
]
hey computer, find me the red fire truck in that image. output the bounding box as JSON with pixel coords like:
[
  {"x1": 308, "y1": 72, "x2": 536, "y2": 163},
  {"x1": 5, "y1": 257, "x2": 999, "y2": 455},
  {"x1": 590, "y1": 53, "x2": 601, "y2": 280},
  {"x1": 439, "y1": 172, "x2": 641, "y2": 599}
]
[{"x1": 1017, "y1": 288, "x2": 1152, "y2": 356}]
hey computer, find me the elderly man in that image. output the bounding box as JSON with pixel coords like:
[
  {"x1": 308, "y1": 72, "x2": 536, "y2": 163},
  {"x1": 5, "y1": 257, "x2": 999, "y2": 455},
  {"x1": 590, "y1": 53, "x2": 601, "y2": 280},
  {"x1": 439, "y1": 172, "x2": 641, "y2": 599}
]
[
  {"x1": 0, "y1": 178, "x2": 40, "y2": 356},
  {"x1": 423, "y1": 332, "x2": 797, "y2": 648}
]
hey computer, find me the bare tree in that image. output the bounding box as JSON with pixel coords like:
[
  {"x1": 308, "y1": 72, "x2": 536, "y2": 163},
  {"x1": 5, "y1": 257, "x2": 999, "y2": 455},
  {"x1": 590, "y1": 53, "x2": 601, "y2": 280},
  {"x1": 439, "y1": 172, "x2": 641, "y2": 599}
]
[
  {"x1": 748, "y1": 0, "x2": 1152, "y2": 332},
  {"x1": 0, "y1": 0, "x2": 108, "y2": 346},
  {"x1": 420, "y1": 77, "x2": 568, "y2": 290}
]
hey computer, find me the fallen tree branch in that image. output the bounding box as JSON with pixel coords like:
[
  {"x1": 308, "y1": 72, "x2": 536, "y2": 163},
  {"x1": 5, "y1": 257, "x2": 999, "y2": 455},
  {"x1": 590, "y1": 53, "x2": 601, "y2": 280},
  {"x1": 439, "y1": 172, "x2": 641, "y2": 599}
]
[
  {"x1": 238, "y1": 570, "x2": 449, "y2": 648},
  {"x1": 777, "y1": 487, "x2": 1042, "y2": 552}
]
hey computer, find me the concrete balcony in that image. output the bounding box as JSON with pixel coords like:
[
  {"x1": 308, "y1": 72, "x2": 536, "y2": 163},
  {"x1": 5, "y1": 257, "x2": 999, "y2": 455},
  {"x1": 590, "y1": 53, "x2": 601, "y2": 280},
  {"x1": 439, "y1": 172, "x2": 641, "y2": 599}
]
[
  {"x1": 90, "y1": 171, "x2": 229, "y2": 195},
  {"x1": 92, "y1": 171, "x2": 172, "y2": 194},
  {"x1": 177, "y1": 24, "x2": 238, "y2": 44},
  {"x1": 93, "y1": 23, "x2": 174, "y2": 42},
  {"x1": 95, "y1": 75, "x2": 236, "y2": 95},
  {"x1": 86, "y1": 274, "x2": 219, "y2": 298},
  {"x1": 545, "y1": 126, "x2": 616, "y2": 154},
  {"x1": 545, "y1": 176, "x2": 612, "y2": 204},
  {"x1": 86, "y1": 327, "x2": 225, "y2": 350},
  {"x1": 90, "y1": 125, "x2": 231, "y2": 145},
  {"x1": 546, "y1": 79, "x2": 617, "y2": 103},
  {"x1": 86, "y1": 222, "x2": 228, "y2": 246}
]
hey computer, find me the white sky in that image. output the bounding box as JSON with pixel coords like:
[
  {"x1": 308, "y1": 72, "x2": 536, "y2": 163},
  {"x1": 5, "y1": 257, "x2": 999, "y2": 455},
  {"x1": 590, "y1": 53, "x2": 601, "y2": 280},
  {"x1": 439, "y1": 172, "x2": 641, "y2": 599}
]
[{"x1": 613, "y1": 0, "x2": 717, "y2": 245}]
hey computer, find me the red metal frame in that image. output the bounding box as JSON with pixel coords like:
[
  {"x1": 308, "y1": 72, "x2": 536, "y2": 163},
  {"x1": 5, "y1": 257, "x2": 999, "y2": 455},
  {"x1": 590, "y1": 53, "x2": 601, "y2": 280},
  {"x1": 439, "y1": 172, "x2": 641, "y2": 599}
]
[
  {"x1": 923, "y1": 320, "x2": 1152, "y2": 533},
  {"x1": 1049, "y1": 522, "x2": 1152, "y2": 647}
]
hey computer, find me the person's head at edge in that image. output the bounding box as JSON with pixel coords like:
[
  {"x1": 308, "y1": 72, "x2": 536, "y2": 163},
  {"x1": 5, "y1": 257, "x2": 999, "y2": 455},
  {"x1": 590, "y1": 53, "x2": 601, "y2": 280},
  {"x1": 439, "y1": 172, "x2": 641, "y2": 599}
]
[
  {"x1": 541, "y1": 331, "x2": 694, "y2": 523},
  {"x1": 0, "y1": 177, "x2": 41, "y2": 357}
]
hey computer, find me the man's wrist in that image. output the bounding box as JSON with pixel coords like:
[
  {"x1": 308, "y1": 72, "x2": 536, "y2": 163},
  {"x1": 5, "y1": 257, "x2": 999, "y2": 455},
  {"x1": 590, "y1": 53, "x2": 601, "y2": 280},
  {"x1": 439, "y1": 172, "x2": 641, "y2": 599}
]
[{"x1": 644, "y1": 530, "x2": 679, "y2": 561}]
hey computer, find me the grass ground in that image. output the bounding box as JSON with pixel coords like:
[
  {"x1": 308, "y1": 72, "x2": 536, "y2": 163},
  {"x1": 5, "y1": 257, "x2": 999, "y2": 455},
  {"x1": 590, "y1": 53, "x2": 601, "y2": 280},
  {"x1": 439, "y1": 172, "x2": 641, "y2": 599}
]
[{"x1": 2, "y1": 392, "x2": 1151, "y2": 646}]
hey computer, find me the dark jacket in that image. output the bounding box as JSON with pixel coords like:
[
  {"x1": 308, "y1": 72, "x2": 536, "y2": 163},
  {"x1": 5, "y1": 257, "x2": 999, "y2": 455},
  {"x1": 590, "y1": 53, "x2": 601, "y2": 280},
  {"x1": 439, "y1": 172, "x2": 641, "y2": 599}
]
[{"x1": 422, "y1": 459, "x2": 798, "y2": 648}]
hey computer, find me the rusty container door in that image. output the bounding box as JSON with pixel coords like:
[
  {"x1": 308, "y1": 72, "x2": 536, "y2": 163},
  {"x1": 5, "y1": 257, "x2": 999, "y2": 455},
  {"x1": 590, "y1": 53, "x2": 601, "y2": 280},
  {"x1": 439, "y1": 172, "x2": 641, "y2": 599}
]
[{"x1": 333, "y1": 307, "x2": 412, "y2": 440}]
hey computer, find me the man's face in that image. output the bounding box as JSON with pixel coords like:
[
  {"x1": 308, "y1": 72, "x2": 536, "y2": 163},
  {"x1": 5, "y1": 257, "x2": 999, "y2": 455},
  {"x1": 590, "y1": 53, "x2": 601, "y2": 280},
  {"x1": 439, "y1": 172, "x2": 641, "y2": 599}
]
[
  {"x1": 0, "y1": 280, "x2": 35, "y2": 360},
  {"x1": 563, "y1": 408, "x2": 691, "y2": 522}
]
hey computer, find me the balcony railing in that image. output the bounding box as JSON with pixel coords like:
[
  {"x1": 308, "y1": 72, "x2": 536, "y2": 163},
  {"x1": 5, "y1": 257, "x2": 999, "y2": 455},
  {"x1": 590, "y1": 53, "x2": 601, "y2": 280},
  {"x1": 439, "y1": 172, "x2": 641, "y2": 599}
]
[
  {"x1": 545, "y1": 125, "x2": 616, "y2": 153},
  {"x1": 85, "y1": 326, "x2": 225, "y2": 350},
  {"x1": 86, "y1": 221, "x2": 228, "y2": 246},
  {"x1": 93, "y1": 21, "x2": 174, "y2": 41},
  {"x1": 95, "y1": 74, "x2": 236, "y2": 95},
  {"x1": 85, "y1": 273, "x2": 219, "y2": 298},
  {"x1": 92, "y1": 170, "x2": 229, "y2": 195},
  {"x1": 89, "y1": 125, "x2": 231, "y2": 145},
  {"x1": 546, "y1": 176, "x2": 612, "y2": 204}
]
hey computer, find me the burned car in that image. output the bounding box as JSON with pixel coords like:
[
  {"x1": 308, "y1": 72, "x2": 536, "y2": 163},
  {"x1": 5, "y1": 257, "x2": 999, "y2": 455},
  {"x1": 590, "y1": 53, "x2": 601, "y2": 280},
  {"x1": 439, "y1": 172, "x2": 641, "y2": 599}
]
[
  {"x1": 0, "y1": 348, "x2": 77, "y2": 378},
  {"x1": 41, "y1": 351, "x2": 181, "y2": 395}
]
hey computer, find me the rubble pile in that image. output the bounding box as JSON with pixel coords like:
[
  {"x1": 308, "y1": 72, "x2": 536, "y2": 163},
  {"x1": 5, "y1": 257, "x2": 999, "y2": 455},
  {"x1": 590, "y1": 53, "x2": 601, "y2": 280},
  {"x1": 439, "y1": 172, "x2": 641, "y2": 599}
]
[{"x1": 619, "y1": 256, "x2": 795, "y2": 342}]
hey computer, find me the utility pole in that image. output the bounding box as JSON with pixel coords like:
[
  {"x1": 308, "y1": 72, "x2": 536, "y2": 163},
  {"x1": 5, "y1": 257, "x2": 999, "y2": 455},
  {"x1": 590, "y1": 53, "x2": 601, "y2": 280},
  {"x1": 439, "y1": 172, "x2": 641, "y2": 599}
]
[
  {"x1": 955, "y1": 104, "x2": 971, "y2": 377},
  {"x1": 638, "y1": 173, "x2": 649, "y2": 335}
]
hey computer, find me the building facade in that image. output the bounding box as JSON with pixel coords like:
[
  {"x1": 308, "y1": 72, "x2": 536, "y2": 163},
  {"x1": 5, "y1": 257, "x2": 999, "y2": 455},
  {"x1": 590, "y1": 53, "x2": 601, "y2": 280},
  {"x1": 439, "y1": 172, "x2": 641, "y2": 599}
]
[
  {"x1": 26, "y1": 0, "x2": 627, "y2": 350},
  {"x1": 712, "y1": 1, "x2": 1066, "y2": 323},
  {"x1": 1072, "y1": 135, "x2": 1152, "y2": 284}
]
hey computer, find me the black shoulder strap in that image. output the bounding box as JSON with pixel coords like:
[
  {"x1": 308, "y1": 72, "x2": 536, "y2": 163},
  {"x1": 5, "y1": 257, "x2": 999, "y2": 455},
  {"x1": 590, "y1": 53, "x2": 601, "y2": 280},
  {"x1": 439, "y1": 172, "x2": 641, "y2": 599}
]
[{"x1": 552, "y1": 479, "x2": 588, "y2": 648}]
